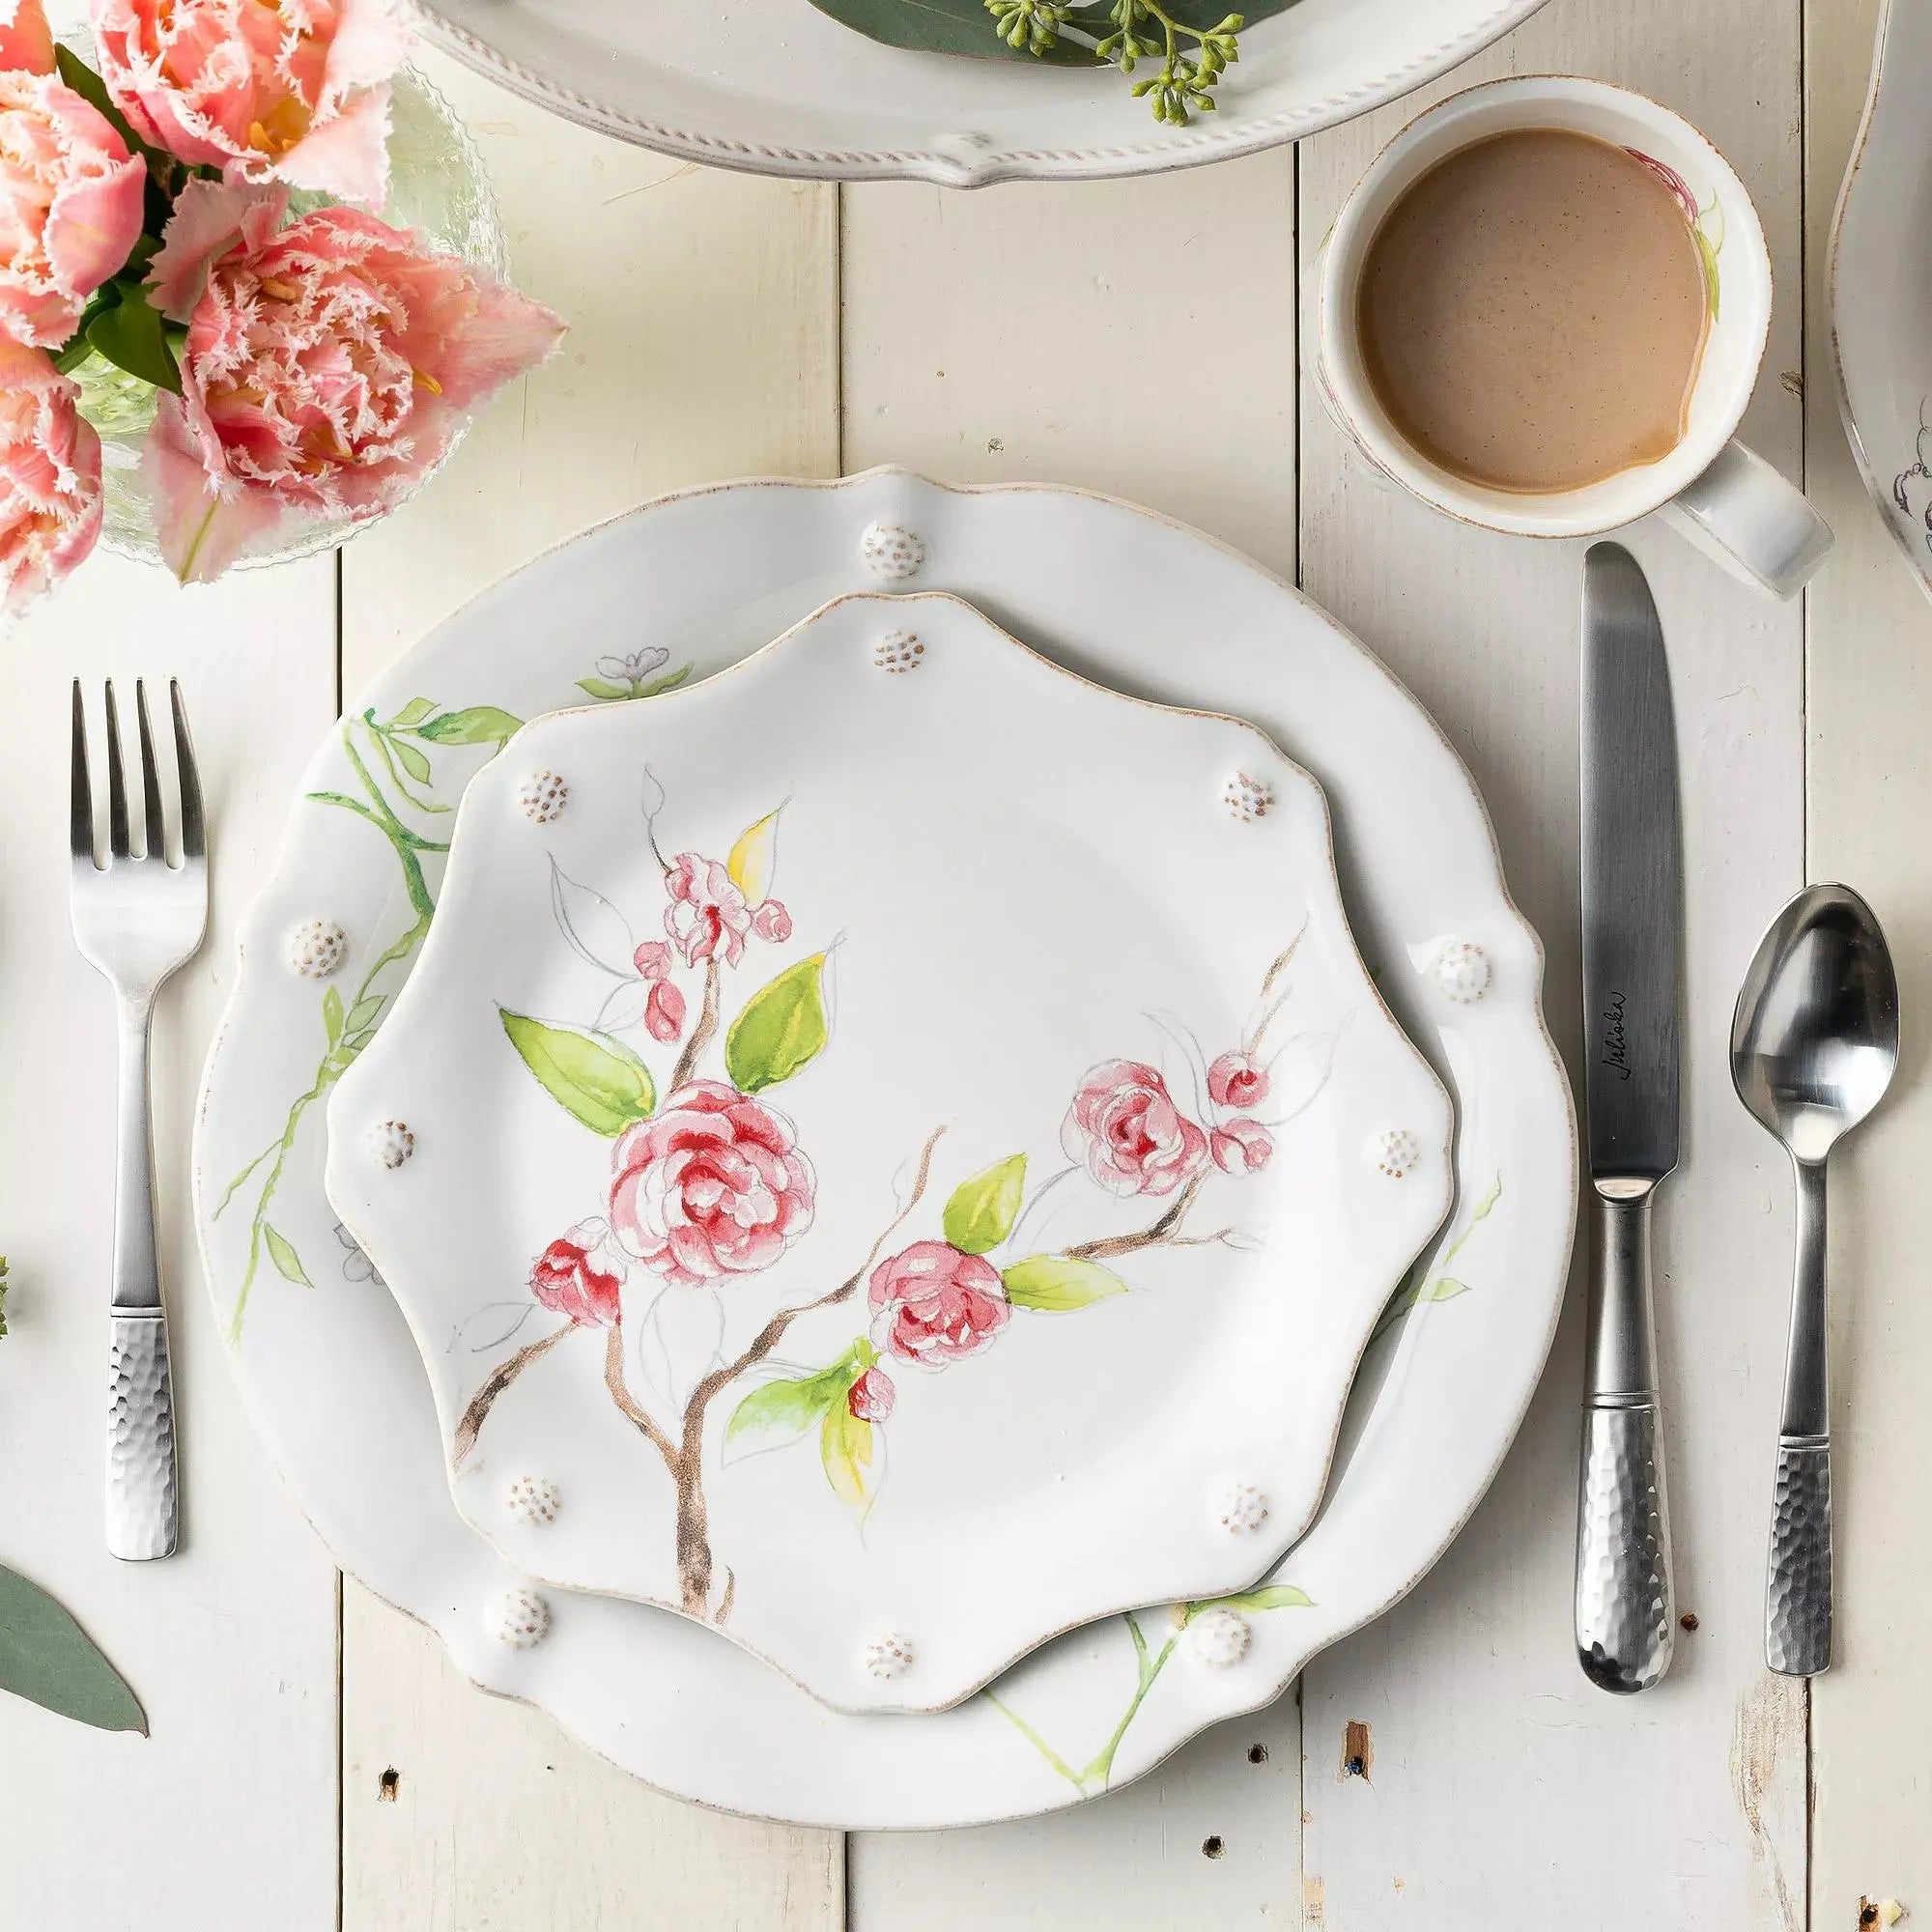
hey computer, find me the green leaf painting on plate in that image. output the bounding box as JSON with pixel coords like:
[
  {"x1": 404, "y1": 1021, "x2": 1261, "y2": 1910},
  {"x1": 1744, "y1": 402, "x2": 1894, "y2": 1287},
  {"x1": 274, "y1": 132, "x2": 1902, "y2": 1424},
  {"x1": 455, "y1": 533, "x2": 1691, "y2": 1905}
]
[
  {"x1": 0, "y1": 1565, "x2": 147, "y2": 1734},
  {"x1": 724, "y1": 954, "x2": 829, "y2": 1094},
  {"x1": 942, "y1": 1153, "x2": 1027, "y2": 1255},
  {"x1": 1001, "y1": 1253, "x2": 1127, "y2": 1310},
  {"x1": 501, "y1": 1009, "x2": 656, "y2": 1136}
]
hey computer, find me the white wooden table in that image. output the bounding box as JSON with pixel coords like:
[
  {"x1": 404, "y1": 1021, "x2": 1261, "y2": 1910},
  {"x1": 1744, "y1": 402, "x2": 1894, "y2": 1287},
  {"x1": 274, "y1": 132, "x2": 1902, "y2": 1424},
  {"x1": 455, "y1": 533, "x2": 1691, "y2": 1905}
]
[{"x1": 3, "y1": 0, "x2": 1926, "y2": 1922}]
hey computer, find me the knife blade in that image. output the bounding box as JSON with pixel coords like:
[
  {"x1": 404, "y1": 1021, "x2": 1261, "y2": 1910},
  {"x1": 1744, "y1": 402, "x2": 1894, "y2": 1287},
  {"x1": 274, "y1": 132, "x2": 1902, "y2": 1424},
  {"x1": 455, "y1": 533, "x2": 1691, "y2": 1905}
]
[{"x1": 1574, "y1": 541, "x2": 1679, "y2": 1693}]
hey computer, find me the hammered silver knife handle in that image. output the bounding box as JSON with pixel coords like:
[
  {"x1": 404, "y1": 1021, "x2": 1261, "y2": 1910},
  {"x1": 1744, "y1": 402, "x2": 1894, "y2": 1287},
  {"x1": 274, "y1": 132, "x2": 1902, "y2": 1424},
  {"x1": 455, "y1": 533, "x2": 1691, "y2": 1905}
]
[
  {"x1": 1767, "y1": 1435, "x2": 1832, "y2": 1674},
  {"x1": 107, "y1": 1311, "x2": 178, "y2": 1561},
  {"x1": 1577, "y1": 1398, "x2": 1674, "y2": 1692}
]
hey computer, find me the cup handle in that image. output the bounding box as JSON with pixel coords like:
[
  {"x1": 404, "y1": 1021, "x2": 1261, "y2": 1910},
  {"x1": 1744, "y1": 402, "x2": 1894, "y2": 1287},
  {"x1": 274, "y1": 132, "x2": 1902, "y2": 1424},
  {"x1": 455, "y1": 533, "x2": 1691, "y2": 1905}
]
[{"x1": 1659, "y1": 440, "x2": 1833, "y2": 600}]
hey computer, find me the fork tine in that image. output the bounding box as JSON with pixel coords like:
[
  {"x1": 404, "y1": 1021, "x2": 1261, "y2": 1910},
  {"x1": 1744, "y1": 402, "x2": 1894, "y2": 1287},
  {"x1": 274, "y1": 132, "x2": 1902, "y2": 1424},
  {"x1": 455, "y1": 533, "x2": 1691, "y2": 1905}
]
[
  {"x1": 104, "y1": 682, "x2": 129, "y2": 860},
  {"x1": 70, "y1": 679, "x2": 94, "y2": 864},
  {"x1": 134, "y1": 680, "x2": 166, "y2": 863},
  {"x1": 171, "y1": 680, "x2": 204, "y2": 862}
]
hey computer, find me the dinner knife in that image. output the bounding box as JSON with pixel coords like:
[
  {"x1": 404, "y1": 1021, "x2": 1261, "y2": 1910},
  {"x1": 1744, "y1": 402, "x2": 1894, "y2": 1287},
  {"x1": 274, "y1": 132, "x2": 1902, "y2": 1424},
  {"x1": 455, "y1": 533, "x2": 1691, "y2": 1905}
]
[{"x1": 1575, "y1": 542, "x2": 1679, "y2": 1694}]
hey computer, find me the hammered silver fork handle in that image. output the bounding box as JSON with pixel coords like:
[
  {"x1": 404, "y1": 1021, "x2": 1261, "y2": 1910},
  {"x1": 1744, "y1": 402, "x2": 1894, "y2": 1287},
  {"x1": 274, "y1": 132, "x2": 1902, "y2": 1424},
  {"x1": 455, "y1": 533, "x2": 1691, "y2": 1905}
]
[
  {"x1": 107, "y1": 1311, "x2": 178, "y2": 1560},
  {"x1": 1767, "y1": 1435, "x2": 1832, "y2": 1675}
]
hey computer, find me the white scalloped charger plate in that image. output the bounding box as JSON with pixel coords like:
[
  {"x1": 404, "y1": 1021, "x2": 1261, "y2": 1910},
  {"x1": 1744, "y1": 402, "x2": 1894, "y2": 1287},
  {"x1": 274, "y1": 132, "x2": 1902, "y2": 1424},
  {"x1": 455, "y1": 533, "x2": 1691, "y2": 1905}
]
[
  {"x1": 325, "y1": 590, "x2": 1452, "y2": 1715},
  {"x1": 194, "y1": 469, "x2": 1574, "y2": 1827},
  {"x1": 411, "y1": 0, "x2": 1551, "y2": 187},
  {"x1": 1831, "y1": 0, "x2": 1932, "y2": 605}
]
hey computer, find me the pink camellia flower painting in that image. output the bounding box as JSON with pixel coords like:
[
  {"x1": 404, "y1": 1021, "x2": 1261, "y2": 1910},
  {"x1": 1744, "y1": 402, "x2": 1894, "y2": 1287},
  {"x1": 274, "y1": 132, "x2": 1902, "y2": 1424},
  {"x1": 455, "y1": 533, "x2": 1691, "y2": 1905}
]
[
  {"x1": 868, "y1": 1240, "x2": 1013, "y2": 1368},
  {"x1": 90, "y1": 0, "x2": 411, "y2": 205},
  {"x1": 0, "y1": 8, "x2": 146, "y2": 349},
  {"x1": 528, "y1": 1218, "x2": 627, "y2": 1329},
  {"x1": 664, "y1": 853, "x2": 754, "y2": 969},
  {"x1": 1209, "y1": 1118, "x2": 1275, "y2": 1175},
  {"x1": 141, "y1": 180, "x2": 562, "y2": 582},
  {"x1": 608, "y1": 1079, "x2": 817, "y2": 1292},
  {"x1": 0, "y1": 337, "x2": 100, "y2": 611},
  {"x1": 1061, "y1": 1058, "x2": 1209, "y2": 1198},
  {"x1": 847, "y1": 1364, "x2": 895, "y2": 1422}
]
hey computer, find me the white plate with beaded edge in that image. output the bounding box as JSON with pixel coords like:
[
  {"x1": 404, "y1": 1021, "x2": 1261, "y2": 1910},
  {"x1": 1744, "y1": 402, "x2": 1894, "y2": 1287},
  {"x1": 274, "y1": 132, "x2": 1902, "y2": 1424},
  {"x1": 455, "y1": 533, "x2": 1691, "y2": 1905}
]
[
  {"x1": 411, "y1": 0, "x2": 1551, "y2": 188},
  {"x1": 194, "y1": 469, "x2": 1575, "y2": 1829}
]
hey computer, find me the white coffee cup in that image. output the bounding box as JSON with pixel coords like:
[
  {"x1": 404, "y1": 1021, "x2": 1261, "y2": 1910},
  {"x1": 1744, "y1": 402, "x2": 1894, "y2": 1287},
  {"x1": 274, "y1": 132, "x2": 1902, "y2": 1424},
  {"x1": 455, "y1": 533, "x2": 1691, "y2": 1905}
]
[{"x1": 1316, "y1": 76, "x2": 1832, "y2": 600}]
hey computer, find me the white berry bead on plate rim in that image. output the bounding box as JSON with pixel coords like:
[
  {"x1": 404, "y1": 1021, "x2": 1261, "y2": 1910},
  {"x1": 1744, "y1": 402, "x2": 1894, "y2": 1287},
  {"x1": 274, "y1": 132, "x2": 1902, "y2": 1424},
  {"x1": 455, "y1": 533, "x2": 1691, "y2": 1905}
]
[
  {"x1": 1221, "y1": 770, "x2": 1276, "y2": 822},
  {"x1": 517, "y1": 770, "x2": 569, "y2": 824},
  {"x1": 1369, "y1": 1127, "x2": 1421, "y2": 1179},
  {"x1": 859, "y1": 519, "x2": 927, "y2": 582},
  {"x1": 1435, "y1": 938, "x2": 1492, "y2": 1004},
  {"x1": 1214, "y1": 1480, "x2": 1271, "y2": 1534},
  {"x1": 864, "y1": 1631, "x2": 915, "y2": 1681},
  {"x1": 285, "y1": 917, "x2": 349, "y2": 980},
  {"x1": 1186, "y1": 1605, "x2": 1253, "y2": 1668},
  {"x1": 506, "y1": 1475, "x2": 561, "y2": 1527},
  {"x1": 490, "y1": 1586, "x2": 552, "y2": 1650},
  {"x1": 369, "y1": 1120, "x2": 416, "y2": 1169}
]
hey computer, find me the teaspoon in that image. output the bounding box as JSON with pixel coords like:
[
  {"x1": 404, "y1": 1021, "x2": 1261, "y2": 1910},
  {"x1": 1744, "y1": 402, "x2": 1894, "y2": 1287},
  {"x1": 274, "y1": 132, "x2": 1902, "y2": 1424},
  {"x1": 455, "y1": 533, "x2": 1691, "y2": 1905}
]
[{"x1": 1729, "y1": 883, "x2": 1898, "y2": 1675}]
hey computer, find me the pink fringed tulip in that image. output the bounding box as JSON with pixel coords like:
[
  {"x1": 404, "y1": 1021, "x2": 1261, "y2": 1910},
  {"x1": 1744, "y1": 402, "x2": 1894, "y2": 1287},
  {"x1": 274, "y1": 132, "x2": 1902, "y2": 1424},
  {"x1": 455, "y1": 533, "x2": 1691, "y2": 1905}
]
[
  {"x1": 0, "y1": 338, "x2": 101, "y2": 613},
  {"x1": 0, "y1": 28, "x2": 147, "y2": 348},
  {"x1": 0, "y1": 0, "x2": 55, "y2": 75},
  {"x1": 90, "y1": 0, "x2": 410, "y2": 205},
  {"x1": 142, "y1": 179, "x2": 564, "y2": 582}
]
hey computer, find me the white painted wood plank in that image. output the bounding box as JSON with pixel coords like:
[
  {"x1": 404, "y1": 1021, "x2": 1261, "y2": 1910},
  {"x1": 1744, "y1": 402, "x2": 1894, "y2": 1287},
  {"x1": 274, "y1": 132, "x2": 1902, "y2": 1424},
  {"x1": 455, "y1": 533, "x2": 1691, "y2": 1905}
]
[
  {"x1": 840, "y1": 153, "x2": 1303, "y2": 1926},
  {"x1": 1804, "y1": 0, "x2": 1932, "y2": 1918},
  {"x1": 335, "y1": 47, "x2": 844, "y2": 1932},
  {"x1": 1296, "y1": 0, "x2": 1809, "y2": 1923},
  {"x1": 0, "y1": 554, "x2": 340, "y2": 1930}
]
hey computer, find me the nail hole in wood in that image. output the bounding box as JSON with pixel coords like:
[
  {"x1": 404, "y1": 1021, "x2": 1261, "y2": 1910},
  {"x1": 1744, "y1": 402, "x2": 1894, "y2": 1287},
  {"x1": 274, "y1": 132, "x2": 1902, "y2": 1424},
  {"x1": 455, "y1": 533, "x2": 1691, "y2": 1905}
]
[
  {"x1": 378, "y1": 1769, "x2": 400, "y2": 1803},
  {"x1": 1247, "y1": 1744, "x2": 1268, "y2": 1765},
  {"x1": 1859, "y1": 1906, "x2": 1878, "y2": 1927},
  {"x1": 1202, "y1": 1835, "x2": 1225, "y2": 1860},
  {"x1": 1680, "y1": 1611, "x2": 1699, "y2": 1632},
  {"x1": 1342, "y1": 1717, "x2": 1374, "y2": 1781}
]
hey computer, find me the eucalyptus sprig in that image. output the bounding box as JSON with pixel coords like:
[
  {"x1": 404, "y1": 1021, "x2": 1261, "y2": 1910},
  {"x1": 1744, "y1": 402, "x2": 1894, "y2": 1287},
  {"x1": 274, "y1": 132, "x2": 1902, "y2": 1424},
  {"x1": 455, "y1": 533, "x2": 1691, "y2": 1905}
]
[{"x1": 985, "y1": 0, "x2": 1244, "y2": 123}]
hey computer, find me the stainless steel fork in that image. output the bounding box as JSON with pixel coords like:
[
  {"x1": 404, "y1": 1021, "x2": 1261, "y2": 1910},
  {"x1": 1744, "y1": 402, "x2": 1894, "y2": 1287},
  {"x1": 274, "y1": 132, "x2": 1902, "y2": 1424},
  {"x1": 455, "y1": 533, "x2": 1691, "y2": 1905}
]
[{"x1": 70, "y1": 680, "x2": 207, "y2": 1561}]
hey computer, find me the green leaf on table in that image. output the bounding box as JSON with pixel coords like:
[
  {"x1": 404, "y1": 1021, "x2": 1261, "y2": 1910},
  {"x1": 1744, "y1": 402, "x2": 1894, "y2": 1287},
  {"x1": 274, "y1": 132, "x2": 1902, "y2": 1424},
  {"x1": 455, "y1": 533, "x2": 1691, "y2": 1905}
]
[
  {"x1": 264, "y1": 1225, "x2": 313, "y2": 1290},
  {"x1": 942, "y1": 1153, "x2": 1027, "y2": 1255},
  {"x1": 54, "y1": 45, "x2": 155, "y2": 161},
  {"x1": 724, "y1": 954, "x2": 828, "y2": 1094},
  {"x1": 85, "y1": 278, "x2": 180, "y2": 393},
  {"x1": 415, "y1": 705, "x2": 523, "y2": 748},
  {"x1": 725, "y1": 1354, "x2": 861, "y2": 1452},
  {"x1": 807, "y1": 0, "x2": 1293, "y2": 62},
  {"x1": 0, "y1": 1562, "x2": 147, "y2": 1734},
  {"x1": 392, "y1": 738, "x2": 434, "y2": 786},
  {"x1": 574, "y1": 676, "x2": 633, "y2": 702},
  {"x1": 806, "y1": 0, "x2": 1103, "y2": 63},
  {"x1": 500, "y1": 1009, "x2": 655, "y2": 1136},
  {"x1": 1001, "y1": 1254, "x2": 1127, "y2": 1311},
  {"x1": 820, "y1": 1396, "x2": 881, "y2": 1520},
  {"x1": 321, "y1": 985, "x2": 345, "y2": 1047},
  {"x1": 1195, "y1": 1584, "x2": 1314, "y2": 1616}
]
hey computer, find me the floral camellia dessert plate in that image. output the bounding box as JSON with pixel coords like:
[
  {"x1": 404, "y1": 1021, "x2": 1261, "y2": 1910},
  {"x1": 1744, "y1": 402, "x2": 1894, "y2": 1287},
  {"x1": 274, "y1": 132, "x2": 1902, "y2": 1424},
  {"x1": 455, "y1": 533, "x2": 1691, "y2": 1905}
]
[
  {"x1": 412, "y1": 0, "x2": 1551, "y2": 188},
  {"x1": 195, "y1": 469, "x2": 1574, "y2": 1826},
  {"x1": 324, "y1": 590, "x2": 1452, "y2": 1716},
  {"x1": 1832, "y1": 0, "x2": 1932, "y2": 605}
]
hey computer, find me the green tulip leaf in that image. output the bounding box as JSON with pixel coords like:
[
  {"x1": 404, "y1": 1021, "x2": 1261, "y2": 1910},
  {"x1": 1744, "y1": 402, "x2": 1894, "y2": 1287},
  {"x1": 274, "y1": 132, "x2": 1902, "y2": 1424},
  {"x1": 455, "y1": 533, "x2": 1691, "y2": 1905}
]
[
  {"x1": 1001, "y1": 1254, "x2": 1128, "y2": 1311},
  {"x1": 86, "y1": 279, "x2": 180, "y2": 394},
  {"x1": 415, "y1": 705, "x2": 523, "y2": 747},
  {"x1": 264, "y1": 1225, "x2": 313, "y2": 1290},
  {"x1": 501, "y1": 1009, "x2": 655, "y2": 1136},
  {"x1": 725, "y1": 954, "x2": 829, "y2": 1094},
  {"x1": 0, "y1": 1563, "x2": 147, "y2": 1733},
  {"x1": 942, "y1": 1152, "x2": 1027, "y2": 1255},
  {"x1": 54, "y1": 45, "x2": 157, "y2": 162}
]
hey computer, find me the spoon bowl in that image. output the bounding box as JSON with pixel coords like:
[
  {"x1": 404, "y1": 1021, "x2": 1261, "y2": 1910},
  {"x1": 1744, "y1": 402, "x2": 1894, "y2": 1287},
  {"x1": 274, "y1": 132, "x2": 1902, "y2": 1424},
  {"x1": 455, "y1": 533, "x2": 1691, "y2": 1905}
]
[
  {"x1": 1729, "y1": 880, "x2": 1898, "y2": 1676},
  {"x1": 1730, "y1": 883, "x2": 1899, "y2": 1163}
]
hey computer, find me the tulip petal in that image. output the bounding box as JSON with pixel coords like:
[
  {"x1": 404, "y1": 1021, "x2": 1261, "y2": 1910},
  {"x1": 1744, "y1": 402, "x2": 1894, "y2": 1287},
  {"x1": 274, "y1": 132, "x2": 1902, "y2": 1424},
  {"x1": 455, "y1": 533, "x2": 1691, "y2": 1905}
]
[
  {"x1": 146, "y1": 176, "x2": 288, "y2": 321},
  {"x1": 273, "y1": 80, "x2": 391, "y2": 206},
  {"x1": 0, "y1": 0, "x2": 54, "y2": 75},
  {"x1": 43, "y1": 154, "x2": 148, "y2": 301},
  {"x1": 141, "y1": 391, "x2": 280, "y2": 583}
]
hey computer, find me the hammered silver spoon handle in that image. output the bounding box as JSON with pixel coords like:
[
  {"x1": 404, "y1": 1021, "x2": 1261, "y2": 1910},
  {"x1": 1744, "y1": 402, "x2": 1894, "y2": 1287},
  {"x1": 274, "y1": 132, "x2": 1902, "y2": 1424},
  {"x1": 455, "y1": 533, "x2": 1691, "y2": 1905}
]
[
  {"x1": 1767, "y1": 1436, "x2": 1832, "y2": 1674},
  {"x1": 107, "y1": 1311, "x2": 179, "y2": 1561}
]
